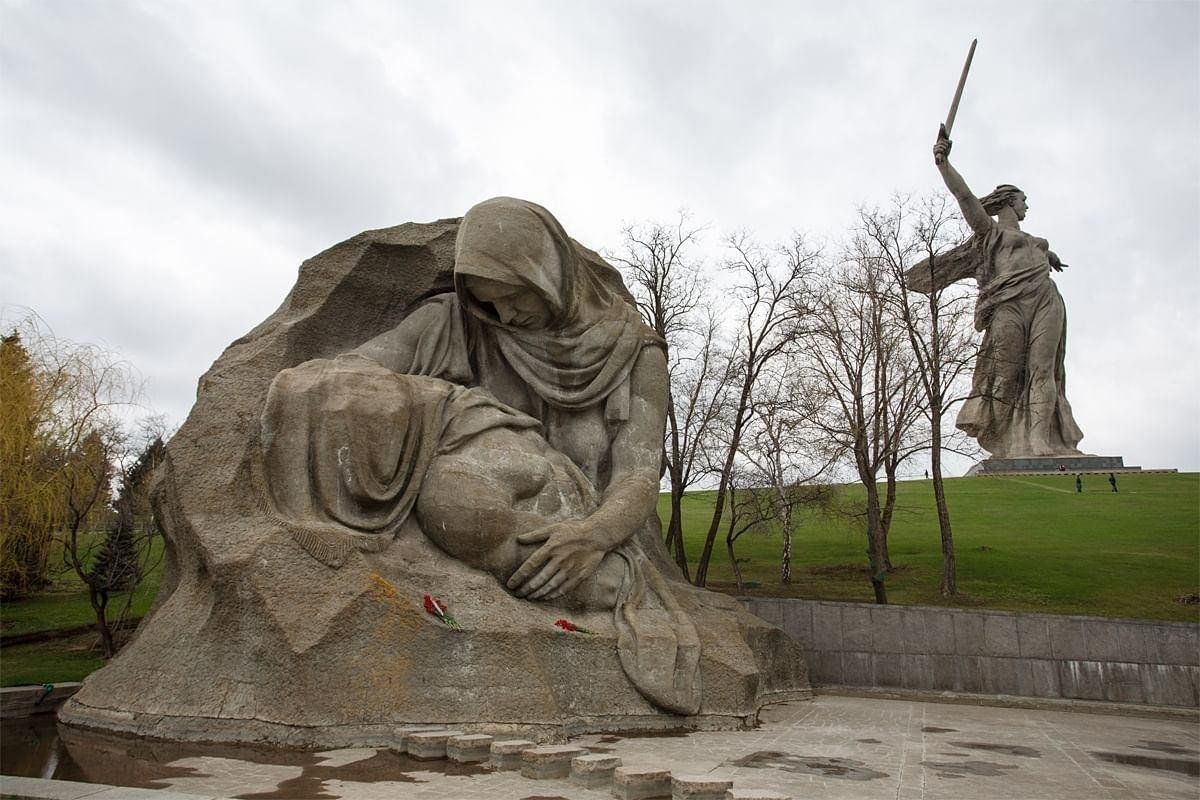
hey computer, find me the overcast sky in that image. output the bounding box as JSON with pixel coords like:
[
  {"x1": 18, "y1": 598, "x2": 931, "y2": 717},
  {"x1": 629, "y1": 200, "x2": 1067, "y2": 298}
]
[{"x1": 3, "y1": 0, "x2": 1197, "y2": 474}]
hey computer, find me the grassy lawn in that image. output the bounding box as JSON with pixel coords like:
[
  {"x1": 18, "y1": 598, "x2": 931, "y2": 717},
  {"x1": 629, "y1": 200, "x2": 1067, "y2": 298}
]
[
  {"x1": 1, "y1": 532, "x2": 163, "y2": 686},
  {"x1": 667, "y1": 472, "x2": 1200, "y2": 622},
  {"x1": 1, "y1": 472, "x2": 1196, "y2": 687},
  {"x1": 0, "y1": 633, "x2": 106, "y2": 686}
]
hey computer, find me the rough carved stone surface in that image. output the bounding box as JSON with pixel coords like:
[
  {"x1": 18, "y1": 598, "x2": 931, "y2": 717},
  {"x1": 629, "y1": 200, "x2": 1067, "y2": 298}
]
[{"x1": 59, "y1": 199, "x2": 809, "y2": 747}]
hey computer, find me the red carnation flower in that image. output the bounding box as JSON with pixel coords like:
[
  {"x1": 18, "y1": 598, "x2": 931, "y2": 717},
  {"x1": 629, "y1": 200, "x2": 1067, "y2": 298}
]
[
  {"x1": 555, "y1": 618, "x2": 595, "y2": 634},
  {"x1": 422, "y1": 593, "x2": 460, "y2": 629}
]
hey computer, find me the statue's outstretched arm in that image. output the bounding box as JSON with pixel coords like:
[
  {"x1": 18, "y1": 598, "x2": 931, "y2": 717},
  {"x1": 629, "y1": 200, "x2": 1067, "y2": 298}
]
[
  {"x1": 506, "y1": 346, "x2": 668, "y2": 601},
  {"x1": 934, "y1": 128, "x2": 993, "y2": 237}
]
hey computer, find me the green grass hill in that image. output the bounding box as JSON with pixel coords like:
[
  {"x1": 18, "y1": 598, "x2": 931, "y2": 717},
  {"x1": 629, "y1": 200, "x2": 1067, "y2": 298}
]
[{"x1": 665, "y1": 471, "x2": 1199, "y2": 622}]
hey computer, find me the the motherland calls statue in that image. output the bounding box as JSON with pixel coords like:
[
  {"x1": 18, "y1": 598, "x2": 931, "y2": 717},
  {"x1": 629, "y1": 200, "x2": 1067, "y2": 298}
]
[
  {"x1": 914, "y1": 129, "x2": 1084, "y2": 459},
  {"x1": 60, "y1": 197, "x2": 808, "y2": 746}
]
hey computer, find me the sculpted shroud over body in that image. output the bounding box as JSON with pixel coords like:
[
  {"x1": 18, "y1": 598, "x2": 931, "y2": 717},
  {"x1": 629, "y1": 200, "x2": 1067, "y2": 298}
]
[{"x1": 926, "y1": 130, "x2": 1084, "y2": 458}]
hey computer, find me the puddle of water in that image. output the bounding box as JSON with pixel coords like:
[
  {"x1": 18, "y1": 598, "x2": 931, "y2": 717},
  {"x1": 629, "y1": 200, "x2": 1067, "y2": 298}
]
[
  {"x1": 948, "y1": 741, "x2": 1041, "y2": 758},
  {"x1": 921, "y1": 726, "x2": 957, "y2": 734},
  {"x1": 922, "y1": 759, "x2": 1019, "y2": 778},
  {"x1": 1135, "y1": 740, "x2": 1197, "y2": 757},
  {"x1": 731, "y1": 751, "x2": 889, "y2": 781},
  {"x1": 1, "y1": 716, "x2": 488, "y2": 799},
  {"x1": 1091, "y1": 751, "x2": 1200, "y2": 779}
]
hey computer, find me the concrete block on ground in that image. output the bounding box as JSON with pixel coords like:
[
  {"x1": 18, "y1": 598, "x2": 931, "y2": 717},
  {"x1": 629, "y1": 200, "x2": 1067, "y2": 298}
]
[
  {"x1": 0, "y1": 775, "x2": 107, "y2": 800},
  {"x1": 489, "y1": 738, "x2": 535, "y2": 770},
  {"x1": 953, "y1": 612, "x2": 986, "y2": 655},
  {"x1": 521, "y1": 744, "x2": 587, "y2": 779},
  {"x1": 446, "y1": 733, "x2": 493, "y2": 763},
  {"x1": 725, "y1": 790, "x2": 792, "y2": 800},
  {"x1": 810, "y1": 603, "x2": 842, "y2": 651},
  {"x1": 388, "y1": 725, "x2": 446, "y2": 754},
  {"x1": 572, "y1": 753, "x2": 622, "y2": 788},
  {"x1": 983, "y1": 614, "x2": 1020, "y2": 658},
  {"x1": 842, "y1": 604, "x2": 872, "y2": 650},
  {"x1": 406, "y1": 729, "x2": 463, "y2": 760},
  {"x1": 613, "y1": 766, "x2": 672, "y2": 800},
  {"x1": 672, "y1": 773, "x2": 733, "y2": 800}
]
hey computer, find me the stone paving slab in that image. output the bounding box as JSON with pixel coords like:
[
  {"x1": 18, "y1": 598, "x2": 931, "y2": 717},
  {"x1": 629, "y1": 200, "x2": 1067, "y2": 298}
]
[{"x1": 5, "y1": 696, "x2": 1198, "y2": 799}]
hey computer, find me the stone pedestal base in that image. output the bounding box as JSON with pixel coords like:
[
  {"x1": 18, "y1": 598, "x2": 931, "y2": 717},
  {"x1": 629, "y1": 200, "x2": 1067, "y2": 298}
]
[{"x1": 969, "y1": 455, "x2": 1139, "y2": 475}]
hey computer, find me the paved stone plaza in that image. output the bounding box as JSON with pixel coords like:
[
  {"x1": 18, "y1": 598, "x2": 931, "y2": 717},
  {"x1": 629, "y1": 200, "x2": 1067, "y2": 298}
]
[{"x1": 5, "y1": 695, "x2": 1197, "y2": 800}]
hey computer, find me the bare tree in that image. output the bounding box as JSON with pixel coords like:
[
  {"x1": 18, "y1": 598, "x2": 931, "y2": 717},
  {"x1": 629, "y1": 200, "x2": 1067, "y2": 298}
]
[
  {"x1": 63, "y1": 421, "x2": 167, "y2": 657},
  {"x1": 859, "y1": 196, "x2": 978, "y2": 597},
  {"x1": 611, "y1": 216, "x2": 728, "y2": 579},
  {"x1": 729, "y1": 364, "x2": 836, "y2": 588},
  {"x1": 692, "y1": 233, "x2": 819, "y2": 587},
  {"x1": 799, "y1": 252, "x2": 928, "y2": 603}
]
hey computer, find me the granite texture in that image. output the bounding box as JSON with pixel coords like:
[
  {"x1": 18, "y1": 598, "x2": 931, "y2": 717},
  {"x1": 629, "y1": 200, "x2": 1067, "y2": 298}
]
[{"x1": 744, "y1": 598, "x2": 1199, "y2": 708}]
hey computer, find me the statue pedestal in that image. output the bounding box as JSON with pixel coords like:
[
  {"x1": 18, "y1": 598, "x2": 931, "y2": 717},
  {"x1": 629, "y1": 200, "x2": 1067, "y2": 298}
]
[{"x1": 968, "y1": 455, "x2": 1140, "y2": 475}]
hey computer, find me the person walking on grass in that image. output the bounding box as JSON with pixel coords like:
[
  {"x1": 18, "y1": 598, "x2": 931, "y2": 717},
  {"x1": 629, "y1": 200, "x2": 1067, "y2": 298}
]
[
  {"x1": 1108, "y1": 472, "x2": 1118, "y2": 493},
  {"x1": 1075, "y1": 474, "x2": 1083, "y2": 493}
]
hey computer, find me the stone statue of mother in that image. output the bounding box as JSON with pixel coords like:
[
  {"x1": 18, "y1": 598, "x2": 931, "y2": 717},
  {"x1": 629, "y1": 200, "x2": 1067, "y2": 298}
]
[
  {"x1": 58, "y1": 196, "x2": 808, "y2": 747},
  {"x1": 356, "y1": 197, "x2": 670, "y2": 601},
  {"x1": 926, "y1": 129, "x2": 1085, "y2": 458}
]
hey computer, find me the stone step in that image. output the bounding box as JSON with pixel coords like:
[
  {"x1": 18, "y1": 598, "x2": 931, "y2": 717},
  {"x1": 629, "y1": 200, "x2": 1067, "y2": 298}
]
[
  {"x1": 520, "y1": 744, "x2": 588, "y2": 779},
  {"x1": 725, "y1": 790, "x2": 792, "y2": 800},
  {"x1": 489, "y1": 738, "x2": 536, "y2": 770},
  {"x1": 446, "y1": 733, "x2": 493, "y2": 763},
  {"x1": 571, "y1": 753, "x2": 622, "y2": 788},
  {"x1": 405, "y1": 729, "x2": 465, "y2": 760},
  {"x1": 613, "y1": 766, "x2": 672, "y2": 800},
  {"x1": 672, "y1": 774, "x2": 734, "y2": 800}
]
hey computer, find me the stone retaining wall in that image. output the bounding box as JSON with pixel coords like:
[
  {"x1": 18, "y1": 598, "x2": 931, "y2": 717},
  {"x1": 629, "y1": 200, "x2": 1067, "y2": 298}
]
[{"x1": 744, "y1": 598, "x2": 1199, "y2": 708}]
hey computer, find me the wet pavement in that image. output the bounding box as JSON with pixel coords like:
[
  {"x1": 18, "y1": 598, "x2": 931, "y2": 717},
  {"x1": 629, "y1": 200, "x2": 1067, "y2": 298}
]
[{"x1": 3, "y1": 695, "x2": 1198, "y2": 799}]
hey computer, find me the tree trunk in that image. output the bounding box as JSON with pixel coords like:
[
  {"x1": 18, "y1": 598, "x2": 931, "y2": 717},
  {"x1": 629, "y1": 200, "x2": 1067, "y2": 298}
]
[
  {"x1": 89, "y1": 588, "x2": 115, "y2": 658},
  {"x1": 880, "y1": 466, "x2": 899, "y2": 571},
  {"x1": 864, "y1": 481, "x2": 888, "y2": 604},
  {"x1": 667, "y1": 478, "x2": 691, "y2": 581},
  {"x1": 929, "y1": 408, "x2": 957, "y2": 596},
  {"x1": 779, "y1": 501, "x2": 793, "y2": 584},
  {"x1": 694, "y1": 398, "x2": 749, "y2": 587}
]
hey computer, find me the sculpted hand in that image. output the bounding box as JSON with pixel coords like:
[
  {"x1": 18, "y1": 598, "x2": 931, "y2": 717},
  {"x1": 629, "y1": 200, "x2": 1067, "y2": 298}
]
[
  {"x1": 934, "y1": 124, "x2": 952, "y2": 166},
  {"x1": 506, "y1": 520, "x2": 606, "y2": 601}
]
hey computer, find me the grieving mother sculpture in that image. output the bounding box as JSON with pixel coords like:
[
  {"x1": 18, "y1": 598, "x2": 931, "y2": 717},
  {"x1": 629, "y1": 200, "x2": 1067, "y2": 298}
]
[{"x1": 60, "y1": 198, "x2": 808, "y2": 746}]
